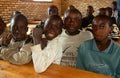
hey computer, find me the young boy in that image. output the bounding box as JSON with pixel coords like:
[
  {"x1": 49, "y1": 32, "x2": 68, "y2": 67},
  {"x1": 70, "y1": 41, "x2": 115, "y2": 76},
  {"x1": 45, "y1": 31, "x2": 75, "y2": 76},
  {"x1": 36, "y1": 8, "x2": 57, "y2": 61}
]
[
  {"x1": 0, "y1": 14, "x2": 33, "y2": 65},
  {"x1": 0, "y1": 17, "x2": 7, "y2": 38},
  {"x1": 38, "y1": 5, "x2": 59, "y2": 29},
  {"x1": 48, "y1": 5, "x2": 58, "y2": 17},
  {"x1": 31, "y1": 15, "x2": 63, "y2": 73},
  {"x1": 76, "y1": 15, "x2": 120, "y2": 78},
  {"x1": 60, "y1": 9, "x2": 93, "y2": 67},
  {"x1": 82, "y1": 5, "x2": 94, "y2": 28}
]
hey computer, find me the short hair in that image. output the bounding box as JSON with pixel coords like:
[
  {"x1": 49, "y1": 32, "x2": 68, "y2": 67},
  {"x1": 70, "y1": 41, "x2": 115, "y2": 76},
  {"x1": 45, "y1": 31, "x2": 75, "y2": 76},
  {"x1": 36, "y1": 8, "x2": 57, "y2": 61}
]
[
  {"x1": 67, "y1": 5, "x2": 75, "y2": 10},
  {"x1": 11, "y1": 14, "x2": 28, "y2": 27},
  {"x1": 93, "y1": 15, "x2": 113, "y2": 26},
  {"x1": 64, "y1": 9, "x2": 82, "y2": 20},
  {"x1": 88, "y1": 5, "x2": 94, "y2": 10}
]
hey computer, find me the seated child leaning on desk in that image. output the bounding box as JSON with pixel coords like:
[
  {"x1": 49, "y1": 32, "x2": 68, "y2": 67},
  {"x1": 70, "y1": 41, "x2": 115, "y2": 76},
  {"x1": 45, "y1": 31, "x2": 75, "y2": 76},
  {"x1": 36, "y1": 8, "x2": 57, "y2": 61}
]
[
  {"x1": 31, "y1": 15, "x2": 63, "y2": 73},
  {"x1": 76, "y1": 15, "x2": 120, "y2": 78},
  {"x1": 0, "y1": 14, "x2": 33, "y2": 65}
]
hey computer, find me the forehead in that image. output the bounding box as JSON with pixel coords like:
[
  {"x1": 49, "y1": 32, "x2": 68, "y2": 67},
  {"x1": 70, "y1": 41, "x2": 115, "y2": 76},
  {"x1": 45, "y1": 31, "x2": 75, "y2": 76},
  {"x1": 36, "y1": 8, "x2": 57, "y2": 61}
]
[
  {"x1": 44, "y1": 17, "x2": 62, "y2": 28},
  {"x1": 11, "y1": 17, "x2": 27, "y2": 28},
  {"x1": 93, "y1": 18, "x2": 109, "y2": 25},
  {"x1": 65, "y1": 11, "x2": 80, "y2": 18}
]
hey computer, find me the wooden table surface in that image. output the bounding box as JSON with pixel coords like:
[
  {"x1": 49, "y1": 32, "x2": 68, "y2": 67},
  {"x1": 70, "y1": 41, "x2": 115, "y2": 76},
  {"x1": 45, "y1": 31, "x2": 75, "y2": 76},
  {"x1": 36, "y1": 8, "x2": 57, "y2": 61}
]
[{"x1": 0, "y1": 60, "x2": 112, "y2": 78}]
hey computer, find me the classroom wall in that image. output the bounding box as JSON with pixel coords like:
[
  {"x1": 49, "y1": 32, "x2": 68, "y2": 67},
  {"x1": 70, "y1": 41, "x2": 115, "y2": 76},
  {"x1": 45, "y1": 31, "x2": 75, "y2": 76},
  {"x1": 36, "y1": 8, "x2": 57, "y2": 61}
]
[
  {"x1": 0, "y1": 0, "x2": 116, "y2": 23},
  {"x1": 0, "y1": 0, "x2": 61, "y2": 23},
  {"x1": 61, "y1": 0, "x2": 116, "y2": 17}
]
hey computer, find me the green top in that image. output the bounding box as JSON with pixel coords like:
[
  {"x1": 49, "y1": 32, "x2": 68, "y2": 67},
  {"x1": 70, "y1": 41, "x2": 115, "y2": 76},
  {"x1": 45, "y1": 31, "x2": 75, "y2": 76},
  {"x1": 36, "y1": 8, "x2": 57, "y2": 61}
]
[{"x1": 76, "y1": 39, "x2": 120, "y2": 78}]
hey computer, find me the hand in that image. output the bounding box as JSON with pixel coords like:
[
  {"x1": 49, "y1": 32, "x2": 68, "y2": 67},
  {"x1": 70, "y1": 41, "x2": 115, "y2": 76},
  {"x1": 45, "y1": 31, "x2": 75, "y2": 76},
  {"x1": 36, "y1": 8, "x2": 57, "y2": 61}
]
[
  {"x1": 41, "y1": 38, "x2": 48, "y2": 50},
  {"x1": 2, "y1": 34, "x2": 13, "y2": 46},
  {"x1": 32, "y1": 27, "x2": 43, "y2": 45}
]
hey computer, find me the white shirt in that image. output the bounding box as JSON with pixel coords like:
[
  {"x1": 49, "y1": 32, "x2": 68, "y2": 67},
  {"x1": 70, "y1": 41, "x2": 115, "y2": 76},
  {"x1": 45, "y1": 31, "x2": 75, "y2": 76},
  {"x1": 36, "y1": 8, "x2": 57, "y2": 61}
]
[
  {"x1": 31, "y1": 35, "x2": 63, "y2": 73},
  {"x1": 60, "y1": 29, "x2": 93, "y2": 67}
]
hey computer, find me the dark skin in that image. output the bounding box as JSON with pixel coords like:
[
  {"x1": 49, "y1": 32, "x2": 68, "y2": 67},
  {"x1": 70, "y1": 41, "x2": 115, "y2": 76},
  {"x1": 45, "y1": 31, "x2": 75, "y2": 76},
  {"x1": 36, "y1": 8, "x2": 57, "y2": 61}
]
[
  {"x1": 2, "y1": 15, "x2": 28, "y2": 46},
  {"x1": 32, "y1": 15, "x2": 62, "y2": 49},
  {"x1": 0, "y1": 17, "x2": 6, "y2": 35},
  {"x1": 48, "y1": 5, "x2": 58, "y2": 16},
  {"x1": 86, "y1": 6, "x2": 94, "y2": 17},
  {"x1": 67, "y1": 5, "x2": 75, "y2": 10},
  {"x1": 92, "y1": 16, "x2": 113, "y2": 51},
  {"x1": 97, "y1": 8, "x2": 106, "y2": 15},
  {"x1": 64, "y1": 9, "x2": 82, "y2": 35}
]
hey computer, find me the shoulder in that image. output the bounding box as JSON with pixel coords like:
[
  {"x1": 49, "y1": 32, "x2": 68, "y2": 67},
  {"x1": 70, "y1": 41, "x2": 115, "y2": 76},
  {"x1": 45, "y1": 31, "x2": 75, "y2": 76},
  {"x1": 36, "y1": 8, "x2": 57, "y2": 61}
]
[
  {"x1": 79, "y1": 39, "x2": 93, "y2": 49},
  {"x1": 79, "y1": 30, "x2": 93, "y2": 38}
]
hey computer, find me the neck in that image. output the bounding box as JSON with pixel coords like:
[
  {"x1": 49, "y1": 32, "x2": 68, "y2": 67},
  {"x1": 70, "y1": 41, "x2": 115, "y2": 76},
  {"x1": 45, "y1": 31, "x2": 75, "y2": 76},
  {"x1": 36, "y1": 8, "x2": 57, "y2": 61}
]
[
  {"x1": 95, "y1": 39, "x2": 111, "y2": 51},
  {"x1": 65, "y1": 30, "x2": 80, "y2": 36}
]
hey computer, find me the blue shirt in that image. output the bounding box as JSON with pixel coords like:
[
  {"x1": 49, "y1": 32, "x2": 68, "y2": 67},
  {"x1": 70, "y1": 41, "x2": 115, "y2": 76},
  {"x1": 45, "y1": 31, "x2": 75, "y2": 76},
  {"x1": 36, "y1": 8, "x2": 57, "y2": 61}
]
[
  {"x1": 76, "y1": 39, "x2": 120, "y2": 78},
  {"x1": 117, "y1": 0, "x2": 120, "y2": 11}
]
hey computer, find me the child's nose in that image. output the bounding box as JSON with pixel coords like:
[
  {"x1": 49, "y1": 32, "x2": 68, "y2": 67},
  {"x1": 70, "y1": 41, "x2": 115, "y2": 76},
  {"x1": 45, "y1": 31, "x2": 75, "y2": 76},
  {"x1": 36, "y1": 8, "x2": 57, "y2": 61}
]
[
  {"x1": 15, "y1": 28, "x2": 20, "y2": 33},
  {"x1": 70, "y1": 19, "x2": 74, "y2": 25},
  {"x1": 95, "y1": 28, "x2": 100, "y2": 33}
]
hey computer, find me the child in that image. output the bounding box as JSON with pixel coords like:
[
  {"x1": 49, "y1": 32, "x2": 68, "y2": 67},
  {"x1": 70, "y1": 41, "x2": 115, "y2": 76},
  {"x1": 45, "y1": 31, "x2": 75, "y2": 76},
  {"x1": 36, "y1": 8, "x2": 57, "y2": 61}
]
[
  {"x1": 60, "y1": 9, "x2": 93, "y2": 67},
  {"x1": 38, "y1": 5, "x2": 59, "y2": 29},
  {"x1": 48, "y1": 5, "x2": 58, "y2": 16},
  {"x1": 76, "y1": 15, "x2": 120, "y2": 78},
  {"x1": 0, "y1": 17, "x2": 7, "y2": 38},
  {"x1": 106, "y1": 7, "x2": 116, "y2": 24},
  {"x1": 82, "y1": 5, "x2": 94, "y2": 28},
  {"x1": 111, "y1": 1, "x2": 118, "y2": 23},
  {"x1": 0, "y1": 17, "x2": 11, "y2": 46},
  {"x1": 0, "y1": 14, "x2": 33, "y2": 65},
  {"x1": 31, "y1": 15, "x2": 63, "y2": 73}
]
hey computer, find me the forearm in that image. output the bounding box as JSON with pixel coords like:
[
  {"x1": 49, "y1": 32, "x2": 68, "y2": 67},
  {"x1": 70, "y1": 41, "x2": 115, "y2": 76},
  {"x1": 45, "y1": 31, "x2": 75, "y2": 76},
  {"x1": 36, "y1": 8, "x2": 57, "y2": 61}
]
[
  {"x1": 31, "y1": 44, "x2": 59, "y2": 73},
  {"x1": 0, "y1": 43, "x2": 32, "y2": 65}
]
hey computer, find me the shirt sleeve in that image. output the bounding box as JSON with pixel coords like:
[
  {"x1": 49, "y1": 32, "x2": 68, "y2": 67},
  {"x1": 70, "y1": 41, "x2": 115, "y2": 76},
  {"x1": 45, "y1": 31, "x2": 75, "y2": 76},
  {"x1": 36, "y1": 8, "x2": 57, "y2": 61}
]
[
  {"x1": 87, "y1": 31, "x2": 93, "y2": 39},
  {"x1": 0, "y1": 43, "x2": 32, "y2": 65},
  {"x1": 31, "y1": 40, "x2": 62, "y2": 73}
]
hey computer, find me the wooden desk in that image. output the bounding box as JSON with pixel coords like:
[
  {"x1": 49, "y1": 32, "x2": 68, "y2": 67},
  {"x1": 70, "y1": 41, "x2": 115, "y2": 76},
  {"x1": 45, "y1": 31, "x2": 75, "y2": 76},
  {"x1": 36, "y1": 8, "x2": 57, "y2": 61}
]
[{"x1": 0, "y1": 60, "x2": 112, "y2": 78}]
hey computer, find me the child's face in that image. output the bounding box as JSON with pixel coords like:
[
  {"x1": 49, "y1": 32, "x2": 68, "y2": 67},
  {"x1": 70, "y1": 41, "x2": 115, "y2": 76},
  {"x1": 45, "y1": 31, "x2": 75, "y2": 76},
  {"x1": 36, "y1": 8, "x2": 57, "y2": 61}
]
[
  {"x1": 92, "y1": 18, "x2": 113, "y2": 41},
  {"x1": 86, "y1": 7, "x2": 94, "y2": 16},
  {"x1": 11, "y1": 18, "x2": 28, "y2": 41},
  {"x1": 64, "y1": 12, "x2": 81, "y2": 34},
  {"x1": 44, "y1": 18, "x2": 62, "y2": 40},
  {"x1": 48, "y1": 7, "x2": 58, "y2": 16}
]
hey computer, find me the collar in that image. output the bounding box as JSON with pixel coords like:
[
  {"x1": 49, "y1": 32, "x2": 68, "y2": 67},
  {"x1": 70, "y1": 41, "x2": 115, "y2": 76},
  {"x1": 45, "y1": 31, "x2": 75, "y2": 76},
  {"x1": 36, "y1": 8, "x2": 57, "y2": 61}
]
[{"x1": 91, "y1": 39, "x2": 114, "y2": 54}]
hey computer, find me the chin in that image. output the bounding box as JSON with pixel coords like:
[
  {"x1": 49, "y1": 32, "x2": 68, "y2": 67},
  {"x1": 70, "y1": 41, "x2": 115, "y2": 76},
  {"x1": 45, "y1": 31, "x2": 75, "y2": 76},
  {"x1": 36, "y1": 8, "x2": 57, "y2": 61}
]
[{"x1": 46, "y1": 37, "x2": 54, "y2": 40}]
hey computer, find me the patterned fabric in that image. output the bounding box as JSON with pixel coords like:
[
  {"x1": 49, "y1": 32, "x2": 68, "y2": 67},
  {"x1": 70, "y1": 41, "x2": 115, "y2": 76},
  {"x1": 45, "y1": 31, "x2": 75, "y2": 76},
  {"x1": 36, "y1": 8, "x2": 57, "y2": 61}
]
[{"x1": 60, "y1": 29, "x2": 93, "y2": 67}]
